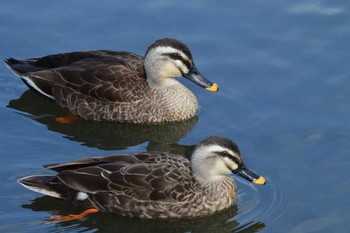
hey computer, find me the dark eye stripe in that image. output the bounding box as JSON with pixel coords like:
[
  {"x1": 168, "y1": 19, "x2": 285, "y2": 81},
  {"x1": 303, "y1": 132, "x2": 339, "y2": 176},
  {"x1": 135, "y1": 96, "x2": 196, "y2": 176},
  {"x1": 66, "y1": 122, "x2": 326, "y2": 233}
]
[
  {"x1": 218, "y1": 151, "x2": 241, "y2": 165},
  {"x1": 162, "y1": 52, "x2": 192, "y2": 71}
]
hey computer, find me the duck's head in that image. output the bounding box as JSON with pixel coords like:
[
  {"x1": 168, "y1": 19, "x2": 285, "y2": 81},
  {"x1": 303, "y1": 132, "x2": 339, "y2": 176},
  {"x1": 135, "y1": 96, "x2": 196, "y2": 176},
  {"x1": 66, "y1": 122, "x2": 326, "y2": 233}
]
[
  {"x1": 191, "y1": 136, "x2": 266, "y2": 185},
  {"x1": 144, "y1": 38, "x2": 218, "y2": 91}
]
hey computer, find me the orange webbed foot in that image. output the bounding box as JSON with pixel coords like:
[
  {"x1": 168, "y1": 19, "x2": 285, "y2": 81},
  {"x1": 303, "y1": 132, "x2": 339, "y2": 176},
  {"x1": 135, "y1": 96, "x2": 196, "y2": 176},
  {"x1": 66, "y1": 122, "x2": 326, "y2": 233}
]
[
  {"x1": 55, "y1": 114, "x2": 80, "y2": 124},
  {"x1": 45, "y1": 208, "x2": 99, "y2": 223}
]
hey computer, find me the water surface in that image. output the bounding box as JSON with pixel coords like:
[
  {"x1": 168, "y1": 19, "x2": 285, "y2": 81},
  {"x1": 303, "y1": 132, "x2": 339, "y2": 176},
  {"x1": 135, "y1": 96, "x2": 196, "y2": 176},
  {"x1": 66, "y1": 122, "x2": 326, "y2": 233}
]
[{"x1": 1, "y1": 1, "x2": 350, "y2": 232}]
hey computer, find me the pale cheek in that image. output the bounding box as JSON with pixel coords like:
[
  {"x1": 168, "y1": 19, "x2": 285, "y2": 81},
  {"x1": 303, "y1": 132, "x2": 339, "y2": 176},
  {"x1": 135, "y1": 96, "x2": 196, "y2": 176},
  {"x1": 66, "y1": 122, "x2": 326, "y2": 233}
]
[
  {"x1": 223, "y1": 157, "x2": 238, "y2": 171},
  {"x1": 212, "y1": 162, "x2": 232, "y2": 176},
  {"x1": 229, "y1": 163, "x2": 238, "y2": 171},
  {"x1": 174, "y1": 60, "x2": 189, "y2": 74},
  {"x1": 160, "y1": 63, "x2": 182, "y2": 78},
  {"x1": 174, "y1": 60, "x2": 182, "y2": 67}
]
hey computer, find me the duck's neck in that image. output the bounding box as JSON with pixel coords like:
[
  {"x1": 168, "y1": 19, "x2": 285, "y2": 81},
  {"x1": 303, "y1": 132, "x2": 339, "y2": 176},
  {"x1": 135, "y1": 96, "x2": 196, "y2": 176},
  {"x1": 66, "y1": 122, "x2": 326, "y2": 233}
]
[
  {"x1": 196, "y1": 175, "x2": 237, "y2": 207},
  {"x1": 193, "y1": 171, "x2": 228, "y2": 185},
  {"x1": 146, "y1": 74, "x2": 181, "y2": 90}
]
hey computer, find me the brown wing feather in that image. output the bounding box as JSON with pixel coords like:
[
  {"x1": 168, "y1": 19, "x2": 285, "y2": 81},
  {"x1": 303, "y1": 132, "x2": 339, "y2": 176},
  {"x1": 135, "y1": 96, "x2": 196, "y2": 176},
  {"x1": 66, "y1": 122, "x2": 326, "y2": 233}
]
[
  {"x1": 45, "y1": 153, "x2": 152, "y2": 172},
  {"x1": 15, "y1": 50, "x2": 148, "y2": 103},
  {"x1": 48, "y1": 153, "x2": 196, "y2": 203},
  {"x1": 51, "y1": 60, "x2": 148, "y2": 103}
]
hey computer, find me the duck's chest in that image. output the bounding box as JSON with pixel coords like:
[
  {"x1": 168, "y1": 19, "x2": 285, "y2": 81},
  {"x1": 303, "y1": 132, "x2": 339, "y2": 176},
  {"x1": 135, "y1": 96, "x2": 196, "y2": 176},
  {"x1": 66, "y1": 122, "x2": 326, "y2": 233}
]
[
  {"x1": 149, "y1": 85, "x2": 199, "y2": 121},
  {"x1": 200, "y1": 178, "x2": 237, "y2": 210}
]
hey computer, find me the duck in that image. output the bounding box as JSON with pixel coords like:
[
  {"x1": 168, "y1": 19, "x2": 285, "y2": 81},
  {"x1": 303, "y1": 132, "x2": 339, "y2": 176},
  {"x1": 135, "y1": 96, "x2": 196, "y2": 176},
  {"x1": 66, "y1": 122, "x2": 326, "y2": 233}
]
[
  {"x1": 18, "y1": 136, "x2": 266, "y2": 221},
  {"x1": 5, "y1": 38, "x2": 218, "y2": 124}
]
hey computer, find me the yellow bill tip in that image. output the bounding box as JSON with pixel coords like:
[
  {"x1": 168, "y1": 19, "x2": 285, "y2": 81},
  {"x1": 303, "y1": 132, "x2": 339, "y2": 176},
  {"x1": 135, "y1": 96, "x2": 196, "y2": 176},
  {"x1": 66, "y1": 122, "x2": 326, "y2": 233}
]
[
  {"x1": 253, "y1": 176, "x2": 266, "y2": 185},
  {"x1": 205, "y1": 83, "x2": 219, "y2": 92}
]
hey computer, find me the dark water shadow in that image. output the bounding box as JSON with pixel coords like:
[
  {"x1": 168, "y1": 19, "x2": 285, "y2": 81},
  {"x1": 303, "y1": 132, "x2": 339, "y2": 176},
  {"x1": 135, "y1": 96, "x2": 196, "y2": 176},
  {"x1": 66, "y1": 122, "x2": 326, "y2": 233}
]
[
  {"x1": 7, "y1": 91, "x2": 198, "y2": 150},
  {"x1": 22, "y1": 196, "x2": 265, "y2": 233}
]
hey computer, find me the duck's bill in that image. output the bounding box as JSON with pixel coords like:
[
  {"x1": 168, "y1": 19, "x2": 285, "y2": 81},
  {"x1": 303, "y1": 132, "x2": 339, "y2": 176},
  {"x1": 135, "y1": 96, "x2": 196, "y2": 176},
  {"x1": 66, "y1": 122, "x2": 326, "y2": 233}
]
[
  {"x1": 233, "y1": 165, "x2": 266, "y2": 185},
  {"x1": 183, "y1": 65, "x2": 219, "y2": 92}
]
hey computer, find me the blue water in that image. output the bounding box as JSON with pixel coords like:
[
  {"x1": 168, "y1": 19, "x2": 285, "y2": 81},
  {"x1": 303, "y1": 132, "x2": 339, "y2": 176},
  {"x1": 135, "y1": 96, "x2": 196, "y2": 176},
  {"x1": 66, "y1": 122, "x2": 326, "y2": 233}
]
[{"x1": 1, "y1": 1, "x2": 350, "y2": 232}]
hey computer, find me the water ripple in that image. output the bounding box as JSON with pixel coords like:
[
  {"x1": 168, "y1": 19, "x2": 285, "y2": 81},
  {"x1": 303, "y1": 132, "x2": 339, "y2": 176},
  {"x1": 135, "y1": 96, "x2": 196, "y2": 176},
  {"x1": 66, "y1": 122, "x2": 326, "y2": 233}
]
[{"x1": 232, "y1": 175, "x2": 288, "y2": 231}]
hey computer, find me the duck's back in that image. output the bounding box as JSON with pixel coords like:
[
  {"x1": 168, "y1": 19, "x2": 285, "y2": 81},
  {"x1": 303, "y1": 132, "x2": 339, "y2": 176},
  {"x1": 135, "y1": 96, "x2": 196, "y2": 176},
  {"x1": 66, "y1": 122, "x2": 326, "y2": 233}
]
[{"x1": 6, "y1": 50, "x2": 148, "y2": 102}]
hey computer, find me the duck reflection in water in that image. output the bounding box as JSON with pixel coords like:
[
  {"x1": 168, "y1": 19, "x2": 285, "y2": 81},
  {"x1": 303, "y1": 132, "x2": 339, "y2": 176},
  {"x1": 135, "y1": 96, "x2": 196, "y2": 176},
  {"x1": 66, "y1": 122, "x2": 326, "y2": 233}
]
[
  {"x1": 22, "y1": 196, "x2": 265, "y2": 233},
  {"x1": 7, "y1": 90, "x2": 198, "y2": 150}
]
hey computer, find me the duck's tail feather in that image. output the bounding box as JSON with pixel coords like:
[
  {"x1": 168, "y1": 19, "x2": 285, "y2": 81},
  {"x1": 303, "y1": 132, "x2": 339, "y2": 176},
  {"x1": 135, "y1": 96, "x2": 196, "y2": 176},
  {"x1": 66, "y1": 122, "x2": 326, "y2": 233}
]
[
  {"x1": 18, "y1": 175, "x2": 64, "y2": 199},
  {"x1": 4, "y1": 58, "x2": 42, "y2": 75},
  {"x1": 4, "y1": 58, "x2": 22, "y2": 75},
  {"x1": 5, "y1": 58, "x2": 56, "y2": 99}
]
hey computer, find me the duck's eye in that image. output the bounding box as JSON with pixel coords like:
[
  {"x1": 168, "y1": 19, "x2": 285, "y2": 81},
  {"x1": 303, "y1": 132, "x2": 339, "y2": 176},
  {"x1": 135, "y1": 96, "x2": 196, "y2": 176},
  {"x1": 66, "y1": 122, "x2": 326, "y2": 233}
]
[{"x1": 219, "y1": 151, "x2": 233, "y2": 159}]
